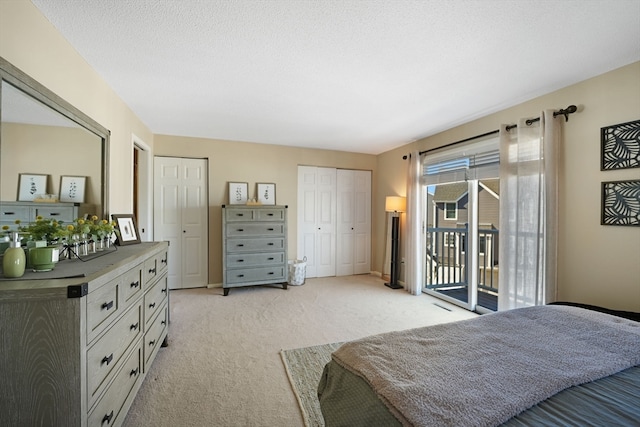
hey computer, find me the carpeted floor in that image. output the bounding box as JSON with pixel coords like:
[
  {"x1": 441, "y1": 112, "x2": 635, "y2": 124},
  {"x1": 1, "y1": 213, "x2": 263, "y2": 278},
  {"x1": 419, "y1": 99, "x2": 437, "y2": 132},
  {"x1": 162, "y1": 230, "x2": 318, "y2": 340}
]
[
  {"x1": 122, "y1": 274, "x2": 476, "y2": 426},
  {"x1": 281, "y1": 342, "x2": 343, "y2": 427}
]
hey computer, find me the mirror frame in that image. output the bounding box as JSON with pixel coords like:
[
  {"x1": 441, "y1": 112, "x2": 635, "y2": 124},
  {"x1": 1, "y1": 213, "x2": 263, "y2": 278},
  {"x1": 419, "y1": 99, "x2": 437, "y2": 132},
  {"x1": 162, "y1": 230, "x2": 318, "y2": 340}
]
[{"x1": 0, "y1": 56, "x2": 109, "y2": 219}]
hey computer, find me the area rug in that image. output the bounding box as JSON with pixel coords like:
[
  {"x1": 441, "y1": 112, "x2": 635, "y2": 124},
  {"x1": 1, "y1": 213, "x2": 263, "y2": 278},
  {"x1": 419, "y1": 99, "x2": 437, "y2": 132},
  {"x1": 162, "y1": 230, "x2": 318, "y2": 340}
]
[{"x1": 280, "y1": 342, "x2": 344, "y2": 427}]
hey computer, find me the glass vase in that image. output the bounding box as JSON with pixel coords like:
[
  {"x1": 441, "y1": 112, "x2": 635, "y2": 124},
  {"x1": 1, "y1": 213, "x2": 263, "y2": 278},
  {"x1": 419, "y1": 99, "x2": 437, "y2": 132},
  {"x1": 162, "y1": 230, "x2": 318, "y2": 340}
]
[
  {"x1": 88, "y1": 239, "x2": 96, "y2": 254},
  {"x1": 79, "y1": 234, "x2": 88, "y2": 256}
]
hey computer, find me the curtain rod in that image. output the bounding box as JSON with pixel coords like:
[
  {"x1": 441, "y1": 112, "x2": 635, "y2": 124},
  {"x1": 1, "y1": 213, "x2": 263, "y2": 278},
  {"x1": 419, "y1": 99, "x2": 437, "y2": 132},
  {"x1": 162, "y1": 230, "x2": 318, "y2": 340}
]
[{"x1": 402, "y1": 105, "x2": 577, "y2": 159}]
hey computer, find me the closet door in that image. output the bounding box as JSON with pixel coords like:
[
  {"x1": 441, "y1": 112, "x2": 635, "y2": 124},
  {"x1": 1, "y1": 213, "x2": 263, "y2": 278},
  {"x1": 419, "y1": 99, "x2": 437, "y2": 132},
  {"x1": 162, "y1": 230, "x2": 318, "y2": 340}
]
[
  {"x1": 154, "y1": 157, "x2": 208, "y2": 289},
  {"x1": 297, "y1": 166, "x2": 336, "y2": 278},
  {"x1": 336, "y1": 169, "x2": 371, "y2": 276}
]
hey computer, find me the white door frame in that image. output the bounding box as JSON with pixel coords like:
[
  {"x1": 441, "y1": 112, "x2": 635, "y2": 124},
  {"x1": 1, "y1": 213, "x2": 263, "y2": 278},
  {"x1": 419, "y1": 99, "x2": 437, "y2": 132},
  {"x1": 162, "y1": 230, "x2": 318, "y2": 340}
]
[{"x1": 132, "y1": 134, "x2": 153, "y2": 241}]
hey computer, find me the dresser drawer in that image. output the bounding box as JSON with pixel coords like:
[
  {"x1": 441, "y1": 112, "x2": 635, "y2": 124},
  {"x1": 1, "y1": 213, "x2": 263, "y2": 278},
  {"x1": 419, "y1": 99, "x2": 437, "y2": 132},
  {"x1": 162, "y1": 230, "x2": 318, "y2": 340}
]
[
  {"x1": 226, "y1": 237, "x2": 285, "y2": 253},
  {"x1": 225, "y1": 208, "x2": 255, "y2": 222},
  {"x1": 33, "y1": 205, "x2": 75, "y2": 222},
  {"x1": 121, "y1": 265, "x2": 143, "y2": 307},
  {"x1": 87, "y1": 280, "x2": 120, "y2": 342},
  {"x1": 226, "y1": 252, "x2": 284, "y2": 268},
  {"x1": 255, "y1": 208, "x2": 285, "y2": 221},
  {"x1": 144, "y1": 275, "x2": 168, "y2": 325},
  {"x1": 0, "y1": 205, "x2": 29, "y2": 223},
  {"x1": 88, "y1": 343, "x2": 142, "y2": 427},
  {"x1": 155, "y1": 248, "x2": 169, "y2": 276},
  {"x1": 226, "y1": 266, "x2": 286, "y2": 284},
  {"x1": 143, "y1": 256, "x2": 158, "y2": 286},
  {"x1": 144, "y1": 303, "x2": 168, "y2": 370},
  {"x1": 226, "y1": 223, "x2": 284, "y2": 237},
  {"x1": 87, "y1": 302, "x2": 142, "y2": 407}
]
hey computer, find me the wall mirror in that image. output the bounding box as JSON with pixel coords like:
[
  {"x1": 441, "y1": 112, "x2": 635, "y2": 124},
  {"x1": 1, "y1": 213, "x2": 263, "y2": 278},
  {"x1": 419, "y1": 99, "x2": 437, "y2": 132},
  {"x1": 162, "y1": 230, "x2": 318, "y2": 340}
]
[{"x1": 0, "y1": 57, "x2": 109, "y2": 221}]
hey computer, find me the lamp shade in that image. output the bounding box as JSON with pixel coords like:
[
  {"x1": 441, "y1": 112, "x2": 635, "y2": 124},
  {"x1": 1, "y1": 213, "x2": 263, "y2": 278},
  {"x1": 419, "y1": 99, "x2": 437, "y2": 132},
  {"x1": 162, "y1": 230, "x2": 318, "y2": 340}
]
[{"x1": 385, "y1": 196, "x2": 406, "y2": 213}]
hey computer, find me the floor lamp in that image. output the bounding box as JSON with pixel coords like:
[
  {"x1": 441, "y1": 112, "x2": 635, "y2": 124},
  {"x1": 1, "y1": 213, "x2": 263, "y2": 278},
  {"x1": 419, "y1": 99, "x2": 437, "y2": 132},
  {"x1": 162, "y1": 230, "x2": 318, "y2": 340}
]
[{"x1": 385, "y1": 196, "x2": 406, "y2": 289}]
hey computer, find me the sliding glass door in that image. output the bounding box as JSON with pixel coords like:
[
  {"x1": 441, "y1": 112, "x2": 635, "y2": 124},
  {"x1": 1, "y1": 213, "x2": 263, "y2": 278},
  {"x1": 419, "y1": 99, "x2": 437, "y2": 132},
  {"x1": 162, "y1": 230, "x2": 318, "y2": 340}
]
[{"x1": 422, "y1": 137, "x2": 500, "y2": 313}]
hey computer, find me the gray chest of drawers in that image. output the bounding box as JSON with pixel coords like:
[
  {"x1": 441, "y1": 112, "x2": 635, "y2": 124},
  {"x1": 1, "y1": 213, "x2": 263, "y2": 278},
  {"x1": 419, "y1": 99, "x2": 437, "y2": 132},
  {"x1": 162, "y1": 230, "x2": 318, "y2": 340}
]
[
  {"x1": 222, "y1": 205, "x2": 288, "y2": 295},
  {"x1": 0, "y1": 242, "x2": 169, "y2": 427},
  {"x1": 0, "y1": 200, "x2": 79, "y2": 227}
]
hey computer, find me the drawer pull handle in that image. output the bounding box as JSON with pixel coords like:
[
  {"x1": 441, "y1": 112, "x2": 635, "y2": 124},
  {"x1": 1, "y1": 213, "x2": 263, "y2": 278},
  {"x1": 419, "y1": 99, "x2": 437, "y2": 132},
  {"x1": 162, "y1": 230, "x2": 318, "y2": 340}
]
[
  {"x1": 102, "y1": 301, "x2": 114, "y2": 310},
  {"x1": 268, "y1": 243, "x2": 274, "y2": 246},
  {"x1": 4, "y1": 211, "x2": 15, "y2": 215},
  {"x1": 237, "y1": 228, "x2": 244, "y2": 232},
  {"x1": 237, "y1": 244, "x2": 244, "y2": 247},
  {"x1": 101, "y1": 353, "x2": 114, "y2": 366},
  {"x1": 130, "y1": 281, "x2": 140, "y2": 288},
  {"x1": 49, "y1": 212, "x2": 60, "y2": 216},
  {"x1": 267, "y1": 213, "x2": 274, "y2": 216},
  {"x1": 161, "y1": 320, "x2": 167, "y2": 325},
  {"x1": 149, "y1": 302, "x2": 156, "y2": 309},
  {"x1": 149, "y1": 339, "x2": 156, "y2": 346},
  {"x1": 268, "y1": 272, "x2": 274, "y2": 275},
  {"x1": 130, "y1": 322, "x2": 139, "y2": 331},
  {"x1": 268, "y1": 257, "x2": 274, "y2": 260},
  {"x1": 237, "y1": 213, "x2": 244, "y2": 217},
  {"x1": 102, "y1": 410, "x2": 114, "y2": 425},
  {"x1": 130, "y1": 368, "x2": 139, "y2": 377},
  {"x1": 162, "y1": 288, "x2": 167, "y2": 293},
  {"x1": 238, "y1": 274, "x2": 244, "y2": 278},
  {"x1": 149, "y1": 267, "x2": 157, "y2": 274},
  {"x1": 161, "y1": 258, "x2": 167, "y2": 264},
  {"x1": 237, "y1": 259, "x2": 244, "y2": 262},
  {"x1": 267, "y1": 228, "x2": 274, "y2": 231}
]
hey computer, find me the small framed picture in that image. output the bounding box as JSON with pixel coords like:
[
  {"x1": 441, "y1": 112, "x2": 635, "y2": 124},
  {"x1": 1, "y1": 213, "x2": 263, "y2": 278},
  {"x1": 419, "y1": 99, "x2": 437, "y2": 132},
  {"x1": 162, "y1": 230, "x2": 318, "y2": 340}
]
[
  {"x1": 59, "y1": 175, "x2": 86, "y2": 203},
  {"x1": 257, "y1": 183, "x2": 276, "y2": 205},
  {"x1": 111, "y1": 214, "x2": 141, "y2": 245},
  {"x1": 229, "y1": 182, "x2": 248, "y2": 205},
  {"x1": 17, "y1": 173, "x2": 48, "y2": 201}
]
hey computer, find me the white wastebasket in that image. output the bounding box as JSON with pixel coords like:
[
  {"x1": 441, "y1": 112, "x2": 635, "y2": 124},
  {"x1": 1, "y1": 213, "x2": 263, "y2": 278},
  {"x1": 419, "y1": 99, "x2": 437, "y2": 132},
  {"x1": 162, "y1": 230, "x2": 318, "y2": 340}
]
[{"x1": 288, "y1": 257, "x2": 307, "y2": 286}]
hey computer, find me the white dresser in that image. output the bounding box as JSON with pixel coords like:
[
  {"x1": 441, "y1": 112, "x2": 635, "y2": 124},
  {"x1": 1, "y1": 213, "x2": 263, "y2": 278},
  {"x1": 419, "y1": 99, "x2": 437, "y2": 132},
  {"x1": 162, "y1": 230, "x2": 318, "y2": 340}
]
[
  {"x1": 0, "y1": 241, "x2": 169, "y2": 427},
  {"x1": 222, "y1": 205, "x2": 288, "y2": 295}
]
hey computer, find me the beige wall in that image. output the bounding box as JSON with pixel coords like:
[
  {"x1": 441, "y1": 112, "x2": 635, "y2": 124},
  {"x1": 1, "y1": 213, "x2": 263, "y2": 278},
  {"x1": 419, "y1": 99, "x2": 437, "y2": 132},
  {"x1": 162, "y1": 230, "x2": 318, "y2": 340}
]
[
  {"x1": 376, "y1": 61, "x2": 640, "y2": 311},
  {"x1": 154, "y1": 135, "x2": 376, "y2": 284},
  {"x1": 0, "y1": 0, "x2": 154, "y2": 214}
]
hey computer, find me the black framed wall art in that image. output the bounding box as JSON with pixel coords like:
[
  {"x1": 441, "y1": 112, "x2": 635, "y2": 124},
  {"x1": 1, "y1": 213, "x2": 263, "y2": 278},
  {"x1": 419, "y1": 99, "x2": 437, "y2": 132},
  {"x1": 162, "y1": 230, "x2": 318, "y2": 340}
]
[
  {"x1": 601, "y1": 119, "x2": 640, "y2": 170},
  {"x1": 601, "y1": 180, "x2": 640, "y2": 227}
]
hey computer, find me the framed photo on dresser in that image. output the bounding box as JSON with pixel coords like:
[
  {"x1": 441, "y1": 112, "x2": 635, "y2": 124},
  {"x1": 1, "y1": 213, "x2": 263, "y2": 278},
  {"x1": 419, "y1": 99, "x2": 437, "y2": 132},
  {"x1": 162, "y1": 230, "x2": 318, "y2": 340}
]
[
  {"x1": 229, "y1": 182, "x2": 248, "y2": 205},
  {"x1": 257, "y1": 183, "x2": 276, "y2": 205},
  {"x1": 17, "y1": 173, "x2": 47, "y2": 201},
  {"x1": 112, "y1": 214, "x2": 141, "y2": 245}
]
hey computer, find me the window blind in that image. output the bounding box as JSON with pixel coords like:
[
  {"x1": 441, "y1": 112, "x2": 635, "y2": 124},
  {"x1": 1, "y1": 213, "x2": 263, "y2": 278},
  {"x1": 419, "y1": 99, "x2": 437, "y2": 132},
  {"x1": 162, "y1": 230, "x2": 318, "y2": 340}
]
[{"x1": 422, "y1": 136, "x2": 500, "y2": 185}]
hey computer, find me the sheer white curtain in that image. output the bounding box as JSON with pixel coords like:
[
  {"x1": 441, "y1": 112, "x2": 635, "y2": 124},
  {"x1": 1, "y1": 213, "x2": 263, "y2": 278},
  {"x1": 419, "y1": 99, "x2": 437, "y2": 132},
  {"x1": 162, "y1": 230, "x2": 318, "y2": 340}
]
[
  {"x1": 404, "y1": 151, "x2": 423, "y2": 295},
  {"x1": 498, "y1": 110, "x2": 560, "y2": 310}
]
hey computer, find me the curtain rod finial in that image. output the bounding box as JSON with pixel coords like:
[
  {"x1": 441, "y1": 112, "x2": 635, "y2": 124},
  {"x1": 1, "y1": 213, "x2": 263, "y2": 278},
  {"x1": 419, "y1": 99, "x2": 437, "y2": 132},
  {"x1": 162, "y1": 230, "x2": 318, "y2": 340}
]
[{"x1": 557, "y1": 105, "x2": 578, "y2": 122}]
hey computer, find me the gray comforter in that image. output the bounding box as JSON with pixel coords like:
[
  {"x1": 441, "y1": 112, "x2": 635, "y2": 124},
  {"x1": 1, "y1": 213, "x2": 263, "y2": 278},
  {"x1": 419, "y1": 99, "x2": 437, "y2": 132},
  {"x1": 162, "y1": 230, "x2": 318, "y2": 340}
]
[{"x1": 321, "y1": 305, "x2": 640, "y2": 427}]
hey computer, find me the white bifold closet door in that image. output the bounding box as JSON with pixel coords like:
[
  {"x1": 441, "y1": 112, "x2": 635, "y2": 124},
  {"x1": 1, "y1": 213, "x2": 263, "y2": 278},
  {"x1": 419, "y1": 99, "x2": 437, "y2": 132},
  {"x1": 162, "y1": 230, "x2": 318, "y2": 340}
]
[
  {"x1": 154, "y1": 157, "x2": 208, "y2": 289},
  {"x1": 297, "y1": 166, "x2": 371, "y2": 278},
  {"x1": 336, "y1": 169, "x2": 371, "y2": 276}
]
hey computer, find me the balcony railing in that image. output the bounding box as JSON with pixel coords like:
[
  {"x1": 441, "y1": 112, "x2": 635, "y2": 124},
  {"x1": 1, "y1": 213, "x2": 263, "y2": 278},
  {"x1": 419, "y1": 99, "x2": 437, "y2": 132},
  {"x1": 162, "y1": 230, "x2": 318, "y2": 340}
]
[{"x1": 425, "y1": 227, "x2": 499, "y2": 304}]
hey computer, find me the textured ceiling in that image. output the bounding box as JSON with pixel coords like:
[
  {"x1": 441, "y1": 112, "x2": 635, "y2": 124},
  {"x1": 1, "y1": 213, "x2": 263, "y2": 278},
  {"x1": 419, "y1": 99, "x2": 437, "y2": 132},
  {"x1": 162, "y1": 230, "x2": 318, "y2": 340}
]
[{"x1": 31, "y1": 0, "x2": 640, "y2": 155}]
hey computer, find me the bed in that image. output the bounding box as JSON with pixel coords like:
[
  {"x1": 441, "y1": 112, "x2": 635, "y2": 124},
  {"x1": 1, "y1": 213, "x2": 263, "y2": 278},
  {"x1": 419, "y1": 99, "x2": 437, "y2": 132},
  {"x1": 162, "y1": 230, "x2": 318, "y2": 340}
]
[{"x1": 318, "y1": 304, "x2": 640, "y2": 426}]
